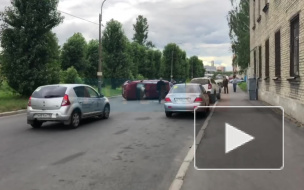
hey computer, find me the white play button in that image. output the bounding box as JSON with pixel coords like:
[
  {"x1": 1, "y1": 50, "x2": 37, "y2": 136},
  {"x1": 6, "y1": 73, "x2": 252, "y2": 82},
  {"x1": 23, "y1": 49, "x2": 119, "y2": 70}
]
[{"x1": 225, "y1": 123, "x2": 255, "y2": 154}]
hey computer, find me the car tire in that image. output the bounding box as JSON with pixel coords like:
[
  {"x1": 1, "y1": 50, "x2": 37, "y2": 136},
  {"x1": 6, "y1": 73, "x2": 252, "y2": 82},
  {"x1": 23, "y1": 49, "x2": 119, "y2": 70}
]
[
  {"x1": 69, "y1": 111, "x2": 80, "y2": 129},
  {"x1": 166, "y1": 112, "x2": 172, "y2": 118},
  {"x1": 103, "y1": 104, "x2": 110, "y2": 119},
  {"x1": 210, "y1": 92, "x2": 216, "y2": 104},
  {"x1": 217, "y1": 92, "x2": 221, "y2": 100},
  {"x1": 31, "y1": 121, "x2": 43, "y2": 129}
]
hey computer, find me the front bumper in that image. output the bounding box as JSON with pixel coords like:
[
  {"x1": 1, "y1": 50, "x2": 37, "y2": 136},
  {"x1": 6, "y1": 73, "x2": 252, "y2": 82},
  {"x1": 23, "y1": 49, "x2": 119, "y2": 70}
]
[{"x1": 164, "y1": 103, "x2": 206, "y2": 112}]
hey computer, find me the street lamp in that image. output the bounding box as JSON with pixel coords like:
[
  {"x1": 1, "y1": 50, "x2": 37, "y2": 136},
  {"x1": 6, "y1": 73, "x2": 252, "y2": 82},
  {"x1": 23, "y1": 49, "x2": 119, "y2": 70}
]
[{"x1": 98, "y1": 0, "x2": 107, "y2": 95}]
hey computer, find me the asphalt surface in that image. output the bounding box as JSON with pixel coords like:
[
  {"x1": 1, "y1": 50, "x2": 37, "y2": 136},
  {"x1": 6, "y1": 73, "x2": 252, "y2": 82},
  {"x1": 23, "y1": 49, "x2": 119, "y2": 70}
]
[{"x1": 0, "y1": 97, "x2": 206, "y2": 190}]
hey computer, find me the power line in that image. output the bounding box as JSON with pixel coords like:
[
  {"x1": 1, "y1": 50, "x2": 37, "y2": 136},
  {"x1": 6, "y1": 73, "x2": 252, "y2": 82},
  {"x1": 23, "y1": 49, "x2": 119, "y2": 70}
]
[{"x1": 59, "y1": 10, "x2": 103, "y2": 26}]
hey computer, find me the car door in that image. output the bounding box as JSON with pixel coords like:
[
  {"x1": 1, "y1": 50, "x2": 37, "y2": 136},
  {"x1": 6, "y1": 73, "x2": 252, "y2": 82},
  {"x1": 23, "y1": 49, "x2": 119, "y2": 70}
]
[
  {"x1": 73, "y1": 86, "x2": 91, "y2": 117},
  {"x1": 86, "y1": 86, "x2": 103, "y2": 115}
]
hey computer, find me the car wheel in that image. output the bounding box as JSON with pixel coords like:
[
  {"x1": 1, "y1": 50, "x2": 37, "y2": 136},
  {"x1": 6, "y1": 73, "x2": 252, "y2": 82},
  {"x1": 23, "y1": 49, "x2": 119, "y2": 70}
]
[
  {"x1": 103, "y1": 105, "x2": 110, "y2": 119},
  {"x1": 217, "y1": 92, "x2": 221, "y2": 100},
  {"x1": 31, "y1": 121, "x2": 43, "y2": 129},
  {"x1": 210, "y1": 92, "x2": 216, "y2": 104},
  {"x1": 69, "y1": 111, "x2": 80, "y2": 129},
  {"x1": 166, "y1": 112, "x2": 172, "y2": 118}
]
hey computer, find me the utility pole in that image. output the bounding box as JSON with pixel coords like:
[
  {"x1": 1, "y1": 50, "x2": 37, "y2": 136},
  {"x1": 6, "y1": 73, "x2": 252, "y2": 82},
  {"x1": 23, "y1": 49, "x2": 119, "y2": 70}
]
[
  {"x1": 98, "y1": 0, "x2": 107, "y2": 95},
  {"x1": 171, "y1": 50, "x2": 174, "y2": 81}
]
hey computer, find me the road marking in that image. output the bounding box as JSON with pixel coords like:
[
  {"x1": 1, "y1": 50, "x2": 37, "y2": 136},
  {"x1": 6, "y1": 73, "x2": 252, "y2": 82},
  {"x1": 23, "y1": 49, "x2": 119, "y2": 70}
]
[{"x1": 168, "y1": 102, "x2": 218, "y2": 190}]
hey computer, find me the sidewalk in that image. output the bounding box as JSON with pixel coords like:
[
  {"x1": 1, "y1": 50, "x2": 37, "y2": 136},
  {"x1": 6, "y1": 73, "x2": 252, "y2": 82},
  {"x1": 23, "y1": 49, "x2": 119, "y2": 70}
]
[{"x1": 181, "y1": 84, "x2": 304, "y2": 190}]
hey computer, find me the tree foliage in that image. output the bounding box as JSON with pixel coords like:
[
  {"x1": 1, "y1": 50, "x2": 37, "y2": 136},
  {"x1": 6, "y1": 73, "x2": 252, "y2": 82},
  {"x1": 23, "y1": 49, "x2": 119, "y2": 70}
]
[
  {"x1": 61, "y1": 33, "x2": 88, "y2": 76},
  {"x1": 132, "y1": 15, "x2": 149, "y2": 46},
  {"x1": 188, "y1": 56, "x2": 205, "y2": 78},
  {"x1": 102, "y1": 19, "x2": 130, "y2": 89},
  {"x1": 84, "y1": 39, "x2": 99, "y2": 85},
  {"x1": 60, "y1": 66, "x2": 82, "y2": 84},
  {"x1": 227, "y1": 0, "x2": 250, "y2": 71},
  {"x1": 0, "y1": 0, "x2": 63, "y2": 96},
  {"x1": 162, "y1": 43, "x2": 188, "y2": 81}
]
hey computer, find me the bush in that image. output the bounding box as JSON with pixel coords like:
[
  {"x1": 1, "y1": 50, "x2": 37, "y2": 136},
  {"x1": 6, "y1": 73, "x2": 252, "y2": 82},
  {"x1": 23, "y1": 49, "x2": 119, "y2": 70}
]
[
  {"x1": 60, "y1": 67, "x2": 82, "y2": 84},
  {"x1": 136, "y1": 74, "x2": 145, "y2": 80}
]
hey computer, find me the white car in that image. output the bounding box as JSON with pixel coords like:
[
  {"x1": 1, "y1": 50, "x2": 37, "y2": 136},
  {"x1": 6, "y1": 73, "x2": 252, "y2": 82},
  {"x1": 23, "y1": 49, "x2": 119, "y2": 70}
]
[{"x1": 190, "y1": 77, "x2": 220, "y2": 103}]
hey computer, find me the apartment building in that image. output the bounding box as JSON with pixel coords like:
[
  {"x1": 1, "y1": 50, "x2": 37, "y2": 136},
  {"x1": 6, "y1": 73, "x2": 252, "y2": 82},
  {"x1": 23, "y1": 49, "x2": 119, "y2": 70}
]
[{"x1": 249, "y1": 0, "x2": 304, "y2": 123}]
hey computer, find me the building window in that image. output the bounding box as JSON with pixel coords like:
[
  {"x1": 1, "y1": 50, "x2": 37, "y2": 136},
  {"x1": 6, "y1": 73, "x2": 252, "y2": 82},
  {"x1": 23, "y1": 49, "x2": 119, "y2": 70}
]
[
  {"x1": 263, "y1": 0, "x2": 269, "y2": 13},
  {"x1": 290, "y1": 15, "x2": 300, "y2": 77},
  {"x1": 257, "y1": 0, "x2": 261, "y2": 22},
  {"x1": 259, "y1": 46, "x2": 262, "y2": 78},
  {"x1": 265, "y1": 39, "x2": 270, "y2": 79},
  {"x1": 254, "y1": 50, "x2": 257, "y2": 77},
  {"x1": 275, "y1": 30, "x2": 281, "y2": 77},
  {"x1": 252, "y1": 0, "x2": 256, "y2": 30}
]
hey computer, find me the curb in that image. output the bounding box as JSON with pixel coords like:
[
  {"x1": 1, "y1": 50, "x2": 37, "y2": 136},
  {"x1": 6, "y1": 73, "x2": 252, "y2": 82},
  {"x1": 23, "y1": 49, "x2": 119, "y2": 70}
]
[
  {"x1": 0, "y1": 110, "x2": 27, "y2": 117},
  {"x1": 0, "y1": 95, "x2": 122, "y2": 118}
]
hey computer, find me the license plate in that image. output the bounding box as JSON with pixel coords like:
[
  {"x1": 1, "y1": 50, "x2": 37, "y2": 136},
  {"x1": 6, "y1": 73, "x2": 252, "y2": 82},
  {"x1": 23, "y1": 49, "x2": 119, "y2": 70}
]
[
  {"x1": 175, "y1": 98, "x2": 188, "y2": 103},
  {"x1": 34, "y1": 113, "x2": 51, "y2": 119}
]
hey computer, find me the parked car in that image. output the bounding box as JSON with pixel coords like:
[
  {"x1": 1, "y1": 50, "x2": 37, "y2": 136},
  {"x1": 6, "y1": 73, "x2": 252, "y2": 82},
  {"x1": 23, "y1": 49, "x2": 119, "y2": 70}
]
[
  {"x1": 190, "y1": 77, "x2": 220, "y2": 103},
  {"x1": 164, "y1": 83, "x2": 210, "y2": 118},
  {"x1": 229, "y1": 78, "x2": 244, "y2": 83},
  {"x1": 122, "y1": 80, "x2": 170, "y2": 100},
  {"x1": 27, "y1": 84, "x2": 110, "y2": 129}
]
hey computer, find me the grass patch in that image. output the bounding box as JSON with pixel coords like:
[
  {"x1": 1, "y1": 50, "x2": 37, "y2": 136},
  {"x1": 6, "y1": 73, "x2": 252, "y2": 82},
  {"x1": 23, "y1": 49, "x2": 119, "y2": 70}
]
[
  {"x1": 100, "y1": 86, "x2": 122, "y2": 97},
  {"x1": 238, "y1": 82, "x2": 247, "y2": 92},
  {"x1": 0, "y1": 82, "x2": 28, "y2": 112}
]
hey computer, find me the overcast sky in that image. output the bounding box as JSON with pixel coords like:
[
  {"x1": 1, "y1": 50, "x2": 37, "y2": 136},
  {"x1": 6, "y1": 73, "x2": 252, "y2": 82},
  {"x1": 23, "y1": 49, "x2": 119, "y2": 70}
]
[{"x1": 1, "y1": 0, "x2": 233, "y2": 71}]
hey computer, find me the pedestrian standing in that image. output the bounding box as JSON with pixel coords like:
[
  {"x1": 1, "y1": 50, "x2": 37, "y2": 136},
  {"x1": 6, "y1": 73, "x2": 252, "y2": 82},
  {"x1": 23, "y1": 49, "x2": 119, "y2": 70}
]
[
  {"x1": 156, "y1": 77, "x2": 165, "y2": 103},
  {"x1": 232, "y1": 75, "x2": 238, "y2": 92},
  {"x1": 223, "y1": 76, "x2": 229, "y2": 94}
]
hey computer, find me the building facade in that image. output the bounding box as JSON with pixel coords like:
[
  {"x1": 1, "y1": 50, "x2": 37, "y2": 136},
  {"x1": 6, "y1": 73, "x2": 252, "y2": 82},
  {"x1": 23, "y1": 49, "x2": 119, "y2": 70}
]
[
  {"x1": 249, "y1": 0, "x2": 304, "y2": 123},
  {"x1": 217, "y1": 66, "x2": 226, "y2": 72}
]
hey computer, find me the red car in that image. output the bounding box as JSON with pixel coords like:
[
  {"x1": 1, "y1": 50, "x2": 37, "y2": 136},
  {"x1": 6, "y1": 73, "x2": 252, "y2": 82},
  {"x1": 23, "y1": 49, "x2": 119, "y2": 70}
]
[{"x1": 122, "y1": 80, "x2": 170, "y2": 100}]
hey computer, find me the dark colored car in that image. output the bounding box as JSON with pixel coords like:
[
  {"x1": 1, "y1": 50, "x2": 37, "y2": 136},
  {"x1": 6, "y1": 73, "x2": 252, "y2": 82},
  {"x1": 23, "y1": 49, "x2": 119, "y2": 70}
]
[{"x1": 122, "y1": 80, "x2": 170, "y2": 100}]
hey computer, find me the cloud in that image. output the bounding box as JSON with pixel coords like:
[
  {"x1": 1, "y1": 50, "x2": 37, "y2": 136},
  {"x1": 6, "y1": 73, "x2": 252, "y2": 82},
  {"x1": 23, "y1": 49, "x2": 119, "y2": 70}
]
[{"x1": 0, "y1": 0, "x2": 233, "y2": 69}]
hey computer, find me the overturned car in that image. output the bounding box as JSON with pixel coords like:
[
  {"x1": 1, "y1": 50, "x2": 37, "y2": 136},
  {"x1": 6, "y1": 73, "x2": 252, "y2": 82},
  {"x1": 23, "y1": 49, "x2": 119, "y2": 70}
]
[{"x1": 122, "y1": 80, "x2": 170, "y2": 100}]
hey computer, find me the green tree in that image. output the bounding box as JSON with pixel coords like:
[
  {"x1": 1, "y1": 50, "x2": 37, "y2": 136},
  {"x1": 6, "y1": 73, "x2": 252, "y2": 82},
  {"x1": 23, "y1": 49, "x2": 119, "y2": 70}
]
[
  {"x1": 162, "y1": 43, "x2": 188, "y2": 81},
  {"x1": 189, "y1": 56, "x2": 205, "y2": 78},
  {"x1": 132, "y1": 15, "x2": 149, "y2": 46},
  {"x1": 227, "y1": 0, "x2": 250, "y2": 71},
  {"x1": 102, "y1": 19, "x2": 130, "y2": 89},
  {"x1": 84, "y1": 39, "x2": 99, "y2": 85},
  {"x1": 0, "y1": 0, "x2": 63, "y2": 96},
  {"x1": 60, "y1": 66, "x2": 82, "y2": 84},
  {"x1": 61, "y1": 33, "x2": 88, "y2": 76}
]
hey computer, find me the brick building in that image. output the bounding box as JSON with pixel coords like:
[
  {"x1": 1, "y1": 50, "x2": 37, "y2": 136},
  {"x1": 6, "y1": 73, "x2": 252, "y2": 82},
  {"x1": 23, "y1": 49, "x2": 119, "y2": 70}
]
[{"x1": 249, "y1": 0, "x2": 304, "y2": 123}]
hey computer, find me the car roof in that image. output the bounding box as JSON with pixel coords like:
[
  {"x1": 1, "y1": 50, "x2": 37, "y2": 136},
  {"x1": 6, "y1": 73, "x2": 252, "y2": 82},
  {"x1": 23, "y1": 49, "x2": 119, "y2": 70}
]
[
  {"x1": 37, "y1": 84, "x2": 92, "y2": 88},
  {"x1": 191, "y1": 77, "x2": 210, "y2": 80}
]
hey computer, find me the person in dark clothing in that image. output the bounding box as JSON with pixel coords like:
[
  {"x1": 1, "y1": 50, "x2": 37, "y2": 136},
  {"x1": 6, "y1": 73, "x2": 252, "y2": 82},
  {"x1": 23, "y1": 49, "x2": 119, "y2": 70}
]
[
  {"x1": 223, "y1": 76, "x2": 229, "y2": 94},
  {"x1": 156, "y1": 77, "x2": 165, "y2": 103}
]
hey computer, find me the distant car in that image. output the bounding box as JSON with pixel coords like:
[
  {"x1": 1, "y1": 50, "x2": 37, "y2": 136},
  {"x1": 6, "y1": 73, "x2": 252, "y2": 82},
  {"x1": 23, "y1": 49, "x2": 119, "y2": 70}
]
[
  {"x1": 27, "y1": 84, "x2": 110, "y2": 129},
  {"x1": 229, "y1": 79, "x2": 244, "y2": 83},
  {"x1": 164, "y1": 83, "x2": 210, "y2": 118},
  {"x1": 190, "y1": 77, "x2": 220, "y2": 103},
  {"x1": 122, "y1": 80, "x2": 170, "y2": 100}
]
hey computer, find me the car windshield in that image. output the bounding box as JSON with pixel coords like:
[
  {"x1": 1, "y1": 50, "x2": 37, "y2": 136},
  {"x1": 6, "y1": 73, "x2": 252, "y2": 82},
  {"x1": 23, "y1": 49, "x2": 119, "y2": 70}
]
[
  {"x1": 190, "y1": 79, "x2": 210, "y2": 85},
  {"x1": 32, "y1": 86, "x2": 67, "y2": 98},
  {"x1": 170, "y1": 85, "x2": 201, "y2": 93}
]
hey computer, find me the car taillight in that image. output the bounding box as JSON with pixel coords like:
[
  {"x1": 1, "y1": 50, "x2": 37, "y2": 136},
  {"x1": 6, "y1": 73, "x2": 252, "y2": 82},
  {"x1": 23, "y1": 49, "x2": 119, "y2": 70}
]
[
  {"x1": 165, "y1": 97, "x2": 171, "y2": 102},
  {"x1": 194, "y1": 97, "x2": 203, "y2": 102},
  {"x1": 28, "y1": 96, "x2": 31, "y2": 107},
  {"x1": 61, "y1": 94, "x2": 71, "y2": 106},
  {"x1": 208, "y1": 84, "x2": 212, "y2": 89}
]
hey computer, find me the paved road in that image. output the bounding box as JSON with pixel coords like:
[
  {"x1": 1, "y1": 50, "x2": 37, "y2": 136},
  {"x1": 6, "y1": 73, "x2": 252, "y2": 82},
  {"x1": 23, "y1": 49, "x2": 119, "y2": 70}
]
[{"x1": 0, "y1": 97, "x2": 205, "y2": 190}]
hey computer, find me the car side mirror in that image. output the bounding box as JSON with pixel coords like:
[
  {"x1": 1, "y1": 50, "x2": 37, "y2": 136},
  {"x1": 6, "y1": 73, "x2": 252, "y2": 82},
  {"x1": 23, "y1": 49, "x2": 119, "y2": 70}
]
[{"x1": 99, "y1": 94, "x2": 104, "y2": 98}]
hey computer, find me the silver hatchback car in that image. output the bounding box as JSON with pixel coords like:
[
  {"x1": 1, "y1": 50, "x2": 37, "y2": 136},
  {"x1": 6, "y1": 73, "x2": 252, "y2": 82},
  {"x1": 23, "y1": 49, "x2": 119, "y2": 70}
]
[
  {"x1": 27, "y1": 84, "x2": 110, "y2": 129},
  {"x1": 164, "y1": 83, "x2": 210, "y2": 117}
]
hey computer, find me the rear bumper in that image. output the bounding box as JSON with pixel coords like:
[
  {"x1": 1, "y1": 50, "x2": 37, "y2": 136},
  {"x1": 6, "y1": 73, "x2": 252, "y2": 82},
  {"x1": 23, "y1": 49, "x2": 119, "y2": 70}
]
[
  {"x1": 27, "y1": 107, "x2": 71, "y2": 124},
  {"x1": 164, "y1": 103, "x2": 206, "y2": 112}
]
